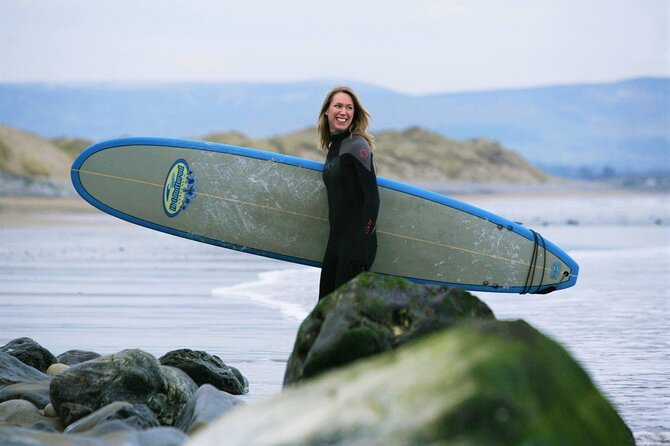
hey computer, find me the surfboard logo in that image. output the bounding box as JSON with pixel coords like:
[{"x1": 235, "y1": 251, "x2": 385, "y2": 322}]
[
  {"x1": 550, "y1": 262, "x2": 561, "y2": 280},
  {"x1": 163, "y1": 159, "x2": 198, "y2": 218}
]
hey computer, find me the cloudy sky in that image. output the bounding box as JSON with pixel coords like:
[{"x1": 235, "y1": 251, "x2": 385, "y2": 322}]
[{"x1": 1, "y1": 0, "x2": 668, "y2": 94}]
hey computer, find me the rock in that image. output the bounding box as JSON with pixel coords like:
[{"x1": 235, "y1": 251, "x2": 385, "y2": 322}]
[
  {"x1": 0, "y1": 399, "x2": 62, "y2": 432},
  {"x1": 0, "y1": 381, "x2": 51, "y2": 409},
  {"x1": 1, "y1": 337, "x2": 57, "y2": 373},
  {"x1": 190, "y1": 320, "x2": 634, "y2": 446},
  {"x1": 130, "y1": 426, "x2": 189, "y2": 445},
  {"x1": 99, "y1": 425, "x2": 188, "y2": 446},
  {"x1": 0, "y1": 424, "x2": 188, "y2": 445},
  {"x1": 56, "y1": 349, "x2": 101, "y2": 366},
  {"x1": 53, "y1": 401, "x2": 94, "y2": 429},
  {"x1": 50, "y1": 349, "x2": 198, "y2": 427},
  {"x1": 161, "y1": 365, "x2": 201, "y2": 424},
  {"x1": 160, "y1": 349, "x2": 249, "y2": 395},
  {"x1": 0, "y1": 427, "x2": 78, "y2": 446},
  {"x1": 64, "y1": 401, "x2": 160, "y2": 433},
  {"x1": 46, "y1": 363, "x2": 70, "y2": 377},
  {"x1": 44, "y1": 403, "x2": 57, "y2": 418},
  {"x1": 176, "y1": 384, "x2": 244, "y2": 434},
  {"x1": 284, "y1": 273, "x2": 495, "y2": 385},
  {"x1": 0, "y1": 352, "x2": 51, "y2": 389}
]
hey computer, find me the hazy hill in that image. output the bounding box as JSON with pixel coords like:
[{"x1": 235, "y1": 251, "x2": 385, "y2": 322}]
[
  {"x1": 204, "y1": 127, "x2": 548, "y2": 182},
  {"x1": 1, "y1": 78, "x2": 667, "y2": 175},
  {"x1": 0, "y1": 125, "x2": 71, "y2": 179},
  {"x1": 0, "y1": 124, "x2": 546, "y2": 184},
  {"x1": 50, "y1": 137, "x2": 92, "y2": 158}
]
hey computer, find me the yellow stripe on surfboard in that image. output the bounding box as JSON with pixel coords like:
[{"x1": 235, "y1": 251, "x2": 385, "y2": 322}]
[{"x1": 74, "y1": 168, "x2": 572, "y2": 278}]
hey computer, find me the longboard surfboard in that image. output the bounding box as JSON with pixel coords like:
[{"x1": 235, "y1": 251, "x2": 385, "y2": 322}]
[{"x1": 71, "y1": 137, "x2": 579, "y2": 294}]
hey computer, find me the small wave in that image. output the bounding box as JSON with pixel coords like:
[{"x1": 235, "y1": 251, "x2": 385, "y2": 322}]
[
  {"x1": 634, "y1": 431, "x2": 670, "y2": 446},
  {"x1": 212, "y1": 267, "x2": 320, "y2": 321}
]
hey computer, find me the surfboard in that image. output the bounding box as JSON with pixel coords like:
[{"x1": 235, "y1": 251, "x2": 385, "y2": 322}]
[{"x1": 71, "y1": 137, "x2": 579, "y2": 294}]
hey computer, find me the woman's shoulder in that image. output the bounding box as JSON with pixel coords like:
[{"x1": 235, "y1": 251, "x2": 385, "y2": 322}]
[
  {"x1": 341, "y1": 134, "x2": 373, "y2": 171},
  {"x1": 349, "y1": 133, "x2": 370, "y2": 146}
]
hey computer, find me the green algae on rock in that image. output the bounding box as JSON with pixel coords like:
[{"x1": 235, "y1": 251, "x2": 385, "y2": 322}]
[
  {"x1": 284, "y1": 273, "x2": 495, "y2": 385},
  {"x1": 192, "y1": 319, "x2": 634, "y2": 446}
]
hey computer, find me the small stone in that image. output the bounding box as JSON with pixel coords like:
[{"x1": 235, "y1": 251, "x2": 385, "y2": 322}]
[
  {"x1": 44, "y1": 403, "x2": 57, "y2": 418},
  {"x1": 46, "y1": 363, "x2": 70, "y2": 377}
]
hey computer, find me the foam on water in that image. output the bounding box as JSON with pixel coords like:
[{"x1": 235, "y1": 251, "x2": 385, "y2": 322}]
[{"x1": 212, "y1": 267, "x2": 320, "y2": 321}]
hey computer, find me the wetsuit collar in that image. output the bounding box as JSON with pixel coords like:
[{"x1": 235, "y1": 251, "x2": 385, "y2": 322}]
[{"x1": 330, "y1": 130, "x2": 350, "y2": 144}]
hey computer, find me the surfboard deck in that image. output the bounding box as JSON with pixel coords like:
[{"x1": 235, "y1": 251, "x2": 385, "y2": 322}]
[{"x1": 71, "y1": 137, "x2": 579, "y2": 294}]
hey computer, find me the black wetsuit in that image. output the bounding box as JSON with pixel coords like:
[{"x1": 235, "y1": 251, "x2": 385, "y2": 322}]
[{"x1": 319, "y1": 131, "x2": 380, "y2": 299}]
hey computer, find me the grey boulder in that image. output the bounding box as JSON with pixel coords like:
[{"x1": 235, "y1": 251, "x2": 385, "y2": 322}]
[
  {"x1": 159, "y1": 349, "x2": 248, "y2": 395},
  {"x1": 1, "y1": 337, "x2": 57, "y2": 373},
  {"x1": 49, "y1": 349, "x2": 197, "y2": 427}
]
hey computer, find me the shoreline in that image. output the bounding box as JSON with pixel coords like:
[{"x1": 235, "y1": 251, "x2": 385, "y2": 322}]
[
  {"x1": 0, "y1": 183, "x2": 668, "y2": 215},
  {"x1": 1, "y1": 184, "x2": 661, "y2": 228}
]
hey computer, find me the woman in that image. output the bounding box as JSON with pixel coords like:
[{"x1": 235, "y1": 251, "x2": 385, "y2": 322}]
[{"x1": 317, "y1": 86, "x2": 380, "y2": 300}]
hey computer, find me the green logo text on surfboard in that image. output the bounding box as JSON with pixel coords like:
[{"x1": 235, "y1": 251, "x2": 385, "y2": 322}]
[{"x1": 163, "y1": 159, "x2": 198, "y2": 217}]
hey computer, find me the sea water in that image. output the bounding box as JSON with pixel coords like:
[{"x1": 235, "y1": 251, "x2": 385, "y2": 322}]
[
  {"x1": 211, "y1": 192, "x2": 670, "y2": 444},
  {"x1": 1, "y1": 192, "x2": 668, "y2": 444}
]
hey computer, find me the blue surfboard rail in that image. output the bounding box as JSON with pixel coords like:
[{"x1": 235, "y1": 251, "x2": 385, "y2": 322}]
[{"x1": 71, "y1": 136, "x2": 579, "y2": 294}]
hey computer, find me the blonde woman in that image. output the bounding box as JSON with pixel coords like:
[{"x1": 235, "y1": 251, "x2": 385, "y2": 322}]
[{"x1": 317, "y1": 86, "x2": 380, "y2": 299}]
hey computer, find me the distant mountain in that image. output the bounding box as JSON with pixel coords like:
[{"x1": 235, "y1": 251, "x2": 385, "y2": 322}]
[{"x1": 0, "y1": 78, "x2": 667, "y2": 174}]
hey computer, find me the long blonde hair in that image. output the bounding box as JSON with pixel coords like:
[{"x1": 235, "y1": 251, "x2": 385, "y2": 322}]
[{"x1": 317, "y1": 86, "x2": 375, "y2": 151}]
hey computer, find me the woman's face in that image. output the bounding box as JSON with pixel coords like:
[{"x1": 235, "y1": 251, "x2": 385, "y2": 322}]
[{"x1": 326, "y1": 92, "x2": 354, "y2": 133}]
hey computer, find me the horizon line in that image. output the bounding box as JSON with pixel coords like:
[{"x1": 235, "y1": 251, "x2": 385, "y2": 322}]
[{"x1": 0, "y1": 76, "x2": 667, "y2": 97}]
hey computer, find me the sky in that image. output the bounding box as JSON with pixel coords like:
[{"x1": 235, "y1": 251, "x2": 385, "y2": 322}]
[{"x1": 0, "y1": 0, "x2": 668, "y2": 95}]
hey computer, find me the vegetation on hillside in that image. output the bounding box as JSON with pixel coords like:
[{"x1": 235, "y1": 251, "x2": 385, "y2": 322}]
[
  {"x1": 1, "y1": 124, "x2": 548, "y2": 183},
  {"x1": 51, "y1": 137, "x2": 93, "y2": 158},
  {"x1": 203, "y1": 127, "x2": 549, "y2": 182},
  {"x1": 0, "y1": 125, "x2": 72, "y2": 179}
]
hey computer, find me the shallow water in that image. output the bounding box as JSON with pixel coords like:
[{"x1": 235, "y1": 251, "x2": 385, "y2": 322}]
[{"x1": 1, "y1": 192, "x2": 668, "y2": 444}]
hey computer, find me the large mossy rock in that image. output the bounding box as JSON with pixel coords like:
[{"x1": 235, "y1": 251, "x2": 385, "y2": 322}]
[
  {"x1": 50, "y1": 349, "x2": 197, "y2": 427},
  {"x1": 1, "y1": 338, "x2": 57, "y2": 373},
  {"x1": 284, "y1": 273, "x2": 495, "y2": 385},
  {"x1": 190, "y1": 320, "x2": 634, "y2": 446}
]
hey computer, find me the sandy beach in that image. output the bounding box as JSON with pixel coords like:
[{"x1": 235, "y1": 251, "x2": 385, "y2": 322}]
[{"x1": 1, "y1": 190, "x2": 668, "y2": 444}]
